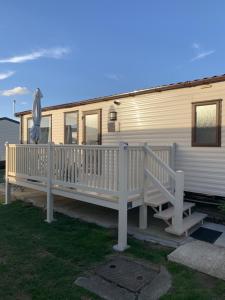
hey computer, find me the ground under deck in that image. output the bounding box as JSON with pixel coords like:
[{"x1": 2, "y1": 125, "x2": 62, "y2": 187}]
[{"x1": 4, "y1": 185, "x2": 190, "y2": 248}]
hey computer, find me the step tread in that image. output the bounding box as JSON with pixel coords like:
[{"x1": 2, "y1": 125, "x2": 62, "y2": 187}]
[
  {"x1": 146, "y1": 185, "x2": 171, "y2": 197},
  {"x1": 154, "y1": 202, "x2": 195, "y2": 220},
  {"x1": 165, "y1": 212, "x2": 207, "y2": 236},
  {"x1": 145, "y1": 194, "x2": 169, "y2": 207}
]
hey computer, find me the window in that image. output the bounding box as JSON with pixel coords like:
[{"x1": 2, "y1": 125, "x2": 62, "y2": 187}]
[
  {"x1": 27, "y1": 115, "x2": 52, "y2": 144},
  {"x1": 64, "y1": 111, "x2": 78, "y2": 144},
  {"x1": 192, "y1": 100, "x2": 221, "y2": 147}
]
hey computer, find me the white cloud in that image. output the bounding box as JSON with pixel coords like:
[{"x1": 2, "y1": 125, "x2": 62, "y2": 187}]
[
  {"x1": 191, "y1": 42, "x2": 215, "y2": 61},
  {"x1": 0, "y1": 70, "x2": 15, "y2": 80},
  {"x1": 191, "y1": 50, "x2": 215, "y2": 61},
  {"x1": 1, "y1": 86, "x2": 29, "y2": 96},
  {"x1": 192, "y1": 43, "x2": 200, "y2": 50},
  {"x1": 0, "y1": 47, "x2": 70, "y2": 63},
  {"x1": 105, "y1": 73, "x2": 120, "y2": 81}
]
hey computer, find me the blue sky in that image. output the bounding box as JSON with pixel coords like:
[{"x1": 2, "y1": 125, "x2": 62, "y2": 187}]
[{"x1": 1, "y1": 0, "x2": 225, "y2": 118}]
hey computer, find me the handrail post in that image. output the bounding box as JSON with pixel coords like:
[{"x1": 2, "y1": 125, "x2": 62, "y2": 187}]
[
  {"x1": 172, "y1": 170, "x2": 184, "y2": 234},
  {"x1": 5, "y1": 142, "x2": 11, "y2": 205},
  {"x1": 139, "y1": 143, "x2": 148, "y2": 229},
  {"x1": 170, "y1": 143, "x2": 176, "y2": 193},
  {"x1": 46, "y1": 142, "x2": 54, "y2": 223},
  {"x1": 113, "y1": 141, "x2": 129, "y2": 251}
]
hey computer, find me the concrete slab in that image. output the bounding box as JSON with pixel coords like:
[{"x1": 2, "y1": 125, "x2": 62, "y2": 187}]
[
  {"x1": 139, "y1": 266, "x2": 172, "y2": 300},
  {"x1": 75, "y1": 256, "x2": 171, "y2": 300},
  {"x1": 75, "y1": 275, "x2": 135, "y2": 300},
  {"x1": 168, "y1": 240, "x2": 225, "y2": 281},
  {"x1": 95, "y1": 257, "x2": 158, "y2": 292}
]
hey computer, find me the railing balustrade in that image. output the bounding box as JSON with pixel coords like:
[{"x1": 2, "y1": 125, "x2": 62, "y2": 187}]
[{"x1": 6, "y1": 143, "x2": 174, "y2": 197}]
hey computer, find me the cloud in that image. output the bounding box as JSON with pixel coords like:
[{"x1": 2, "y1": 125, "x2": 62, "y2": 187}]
[
  {"x1": 191, "y1": 50, "x2": 215, "y2": 61},
  {"x1": 105, "y1": 73, "x2": 120, "y2": 81},
  {"x1": 192, "y1": 43, "x2": 200, "y2": 50},
  {"x1": 191, "y1": 43, "x2": 215, "y2": 61},
  {"x1": 1, "y1": 86, "x2": 29, "y2": 96},
  {"x1": 0, "y1": 70, "x2": 15, "y2": 80},
  {"x1": 0, "y1": 47, "x2": 70, "y2": 63}
]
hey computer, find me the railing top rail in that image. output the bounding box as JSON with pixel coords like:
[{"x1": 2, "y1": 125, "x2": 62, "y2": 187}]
[
  {"x1": 8, "y1": 144, "x2": 48, "y2": 148},
  {"x1": 144, "y1": 144, "x2": 176, "y2": 178},
  {"x1": 54, "y1": 144, "x2": 119, "y2": 148},
  {"x1": 149, "y1": 145, "x2": 171, "y2": 151},
  {"x1": 8, "y1": 143, "x2": 173, "y2": 150}
]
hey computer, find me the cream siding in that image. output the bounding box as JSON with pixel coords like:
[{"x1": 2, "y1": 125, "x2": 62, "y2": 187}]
[
  {"x1": 0, "y1": 120, "x2": 19, "y2": 161},
  {"x1": 21, "y1": 81, "x2": 225, "y2": 197}
]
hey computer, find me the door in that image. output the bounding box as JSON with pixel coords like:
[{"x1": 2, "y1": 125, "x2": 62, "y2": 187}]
[{"x1": 83, "y1": 109, "x2": 102, "y2": 145}]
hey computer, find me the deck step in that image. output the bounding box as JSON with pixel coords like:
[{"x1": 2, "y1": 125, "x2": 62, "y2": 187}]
[
  {"x1": 145, "y1": 193, "x2": 169, "y2": 207},
  {"x1": 154, "y1": 202, "x2": 195, "y2": 221},
  {"x1": 146, "y1": 186, "x2": 171, "y2": 197},
  {"x1": 165, "y1": 212, "x2": 207, "y2": 236}
]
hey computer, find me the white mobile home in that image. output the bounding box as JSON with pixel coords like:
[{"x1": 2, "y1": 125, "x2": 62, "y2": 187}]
[
  {"x1": 6, "y1": 74, "x2": 225, "y2": 250},
  {"x1": 0, "y1": 117, "x2": 19, "y2": 165},
  {"x1": 16, "y1": 74, "x2": 225, "y2": 200}
]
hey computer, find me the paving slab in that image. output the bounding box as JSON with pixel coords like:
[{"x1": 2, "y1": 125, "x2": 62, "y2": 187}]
[
  {"x1": 75, "y1": 275, "x2": 135, "y2": 300},
  {"x1": 75, "y1": 256, "x2": 171, "y2": 300},
  {"x1": 95, "y1": 257, "x2": 158, "y2": 292},
  {"x1": 139, "y1": 266, "x2": 172, "y2": 300},
  {"x1": 168, "y1": 240, "x2": 225, "y2": 281}
]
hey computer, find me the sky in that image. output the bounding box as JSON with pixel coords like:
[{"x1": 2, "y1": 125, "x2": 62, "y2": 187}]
[{"x1": 1, "y1": 0, "x2": 225, "y2": 118}]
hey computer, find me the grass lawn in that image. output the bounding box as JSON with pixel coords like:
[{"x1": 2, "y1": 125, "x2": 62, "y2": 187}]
[
  {"x1": 0, "y1": 199, "x2": 225, "y2": 300},
  {"x1": 0, "y1": 168, "x2": 5, "y2": 183}
]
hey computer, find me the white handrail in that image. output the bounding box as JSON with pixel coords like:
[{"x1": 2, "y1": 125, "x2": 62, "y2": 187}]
[
  {"x1": 144, "y1": 144, "x2": 176, "y2": 179},
  {"x1": 145, "y1": 169, "x2": 175, "y2": 205}
]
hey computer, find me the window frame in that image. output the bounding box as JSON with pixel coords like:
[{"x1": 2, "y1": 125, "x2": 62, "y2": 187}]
[
  {"x1": 192, "y1": 99, "x2": 222, "y2": 147},
  {"x1": 27, "y1": 114, "x2": 52, "y2": 144},
  {"x1": 64, "y1": 110, "x2": 79, "y2": 144}
]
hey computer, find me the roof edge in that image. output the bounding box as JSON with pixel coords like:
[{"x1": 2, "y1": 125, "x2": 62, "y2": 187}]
[
  {"x1": 0, "y1": 117, "x2": 20, "y2": 124},
  {"x1": 15, "y1": 73, "x2": 225, "y2": 117}
]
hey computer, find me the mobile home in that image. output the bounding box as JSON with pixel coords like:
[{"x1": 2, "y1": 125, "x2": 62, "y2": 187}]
[
  {"x1": 0, "y1": 117, "x2": 19, "y2": 166},
  {"x1": 16, "y1": 74, "x2": 225, "y2": 200},
  {"x1": 6, "y1": 74, "x2": 225, "y2": 250}
]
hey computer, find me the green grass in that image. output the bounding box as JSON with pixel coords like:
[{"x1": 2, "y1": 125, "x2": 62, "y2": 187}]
[
  {"x1": 0, "y1": 168, "x2": 5, "y2": 183},
  {"x1": 0, "y1": 201, "x2": 225, "y2": 299}
]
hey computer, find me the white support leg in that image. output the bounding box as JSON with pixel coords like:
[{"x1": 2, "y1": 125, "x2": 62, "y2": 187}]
[
  {"x1": 113, "y1": 141, "x2": 129, "y2": 252},
  {"x1": 46, "y1": 191, "x2": 54, "y2": 223},
  {"x1": 172, "y1": 170, "x2": 184, "y2": 234},
  {"x1": 5, "y1": 180, "x2": 11, "y2": 205},
  {"x1": 113, "y1": 196, "x2": 129, "y2": 252},
  {"x1": 139, "y1": 204, "x2": 148, "y2": 229},
  {"x1": 45, "y1": 142, "x2": 54, "y2": 223},
  {"x1": 4, "y1": 142, "x2": 11, "y2": 205}
]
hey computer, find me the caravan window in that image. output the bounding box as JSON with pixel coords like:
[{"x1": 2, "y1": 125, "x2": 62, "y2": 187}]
[
  {"x1": 27, "y1": 115, "x2": 52, "y2": 144},
  {"x1": 192, "y1": 100, "x2": 221, "y2": 147},
  {"x1": 64, "y1": 111, "x2": 78, "y2": 144}
]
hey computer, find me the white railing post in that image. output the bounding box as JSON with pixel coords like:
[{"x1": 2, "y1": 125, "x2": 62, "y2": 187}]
[
  {"x1": 172, "y1": 170, "x2": 184, "y2": 233},
  {"x1": 170, "y1": 143, "x2": 176, "y2": 193},
  {"x1": 139, "y1": 143, "x2": 148, "y2": 229},
  {"x1": 5, "y1": 142, "x2": 11, "y2": 205},
  {"x1": 113, "y1": 142, "x2": 129, "y2": 252},
  {"x1": 46, "y1": 142, "x2": 54, "y2": 223}
]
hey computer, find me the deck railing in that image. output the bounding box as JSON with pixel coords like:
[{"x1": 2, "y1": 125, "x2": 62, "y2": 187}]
[
  {"x1": 6, "y1": 142, "x2": 181, "y2": 251},
  {"x1": 6, "y1": 143, "x2": 173, "y2": 196},
  {"x1": 144, "y1": 143, "x2": 184, "y2": 233}
]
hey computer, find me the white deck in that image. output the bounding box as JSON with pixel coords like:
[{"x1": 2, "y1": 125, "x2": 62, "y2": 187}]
[{"x1": 5, "y1": 142, "x2": 205, "y2": 251}]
